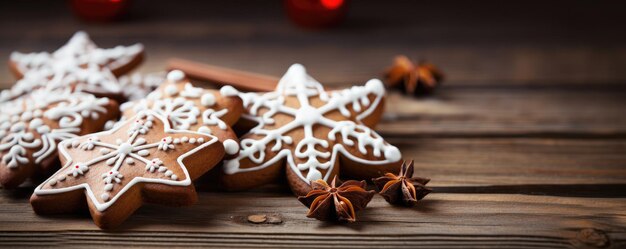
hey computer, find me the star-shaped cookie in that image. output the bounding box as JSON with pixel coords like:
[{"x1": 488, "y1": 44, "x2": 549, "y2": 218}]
[
  {"x1": 0, "y1": 88, "x2": 120, "y2": 188},
  {"x1": 2, "y1": 31, "x2": 144, "y2": 103},
  {"x1": 31, "y1": 111, "x2": 224, "y2": 228},
  {"x1": 220, "y1": 64, "x2": 402, "y2": 196},
  {"x1": 120, "y1": 70, "x2": 243, "y2": 155}
]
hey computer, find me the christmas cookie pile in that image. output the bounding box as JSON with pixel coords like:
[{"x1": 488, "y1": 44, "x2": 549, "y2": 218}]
[
  {"x1": 0, "y1": 31, "x2": 151, "y2": 188},
  {"x1": 0, "y1": 32, "x2": 428, "y2": 228}
]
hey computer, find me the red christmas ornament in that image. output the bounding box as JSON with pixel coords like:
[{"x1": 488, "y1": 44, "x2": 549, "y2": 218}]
[
  {"x1": 70, "y1": 0, "x2": 130, "y2": 22},
  {"x1": 284, "y1": 0, "x2": 350, "y2": 29}
]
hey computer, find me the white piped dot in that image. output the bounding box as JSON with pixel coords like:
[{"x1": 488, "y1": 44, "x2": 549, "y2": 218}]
[
  {"x1": 201, "y1": 93, "x2": 216, "y2": 107},
  {"x1": 219, "y1": 85, "x2": 238, "y2": 97},
  {"x1": 167, "y1": 70, "x2": 185, "y2": 82},
  {"x1": 101, "y1": 193, "x2": 110, "y2": 201},
  {"x1": 223, "y1": 139, "x2": 239, "y2": 155}
]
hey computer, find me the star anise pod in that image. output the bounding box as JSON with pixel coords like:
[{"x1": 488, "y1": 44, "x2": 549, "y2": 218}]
[
  {"x1": 297, "y1": 176, "x2": 375, "y2": 222},
  {"x1": 372, "y1": 160, "x2": 431, "y2": 207},
  {"x1": 384, "y1": 55, "x2": 444, "y2": 95}
]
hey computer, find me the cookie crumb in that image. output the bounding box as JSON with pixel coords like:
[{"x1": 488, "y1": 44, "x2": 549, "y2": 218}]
[{"x1": 247, "y1": 214, "x2": 267, "y2": 224}]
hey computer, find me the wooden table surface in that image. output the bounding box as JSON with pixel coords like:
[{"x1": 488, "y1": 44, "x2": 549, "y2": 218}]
[{"x1": 1, "y1": 1, "x2": 625, "y2": 248}]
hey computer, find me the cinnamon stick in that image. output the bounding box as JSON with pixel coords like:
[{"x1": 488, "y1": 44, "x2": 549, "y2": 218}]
[{"x1": 167, "y1": 58, "x2": 278, "y2": 92}]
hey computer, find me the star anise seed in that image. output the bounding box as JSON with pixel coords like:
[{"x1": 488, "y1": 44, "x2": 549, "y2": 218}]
[
  {"x1": 384, "y1": 55, "x2": 444, "y2": 95},
  {"x1": 297, "y1": 176, "x2": 375, "y2": 222},
  {"x1": 372, "y1": 160, "x2": 431, "y2": 207}
]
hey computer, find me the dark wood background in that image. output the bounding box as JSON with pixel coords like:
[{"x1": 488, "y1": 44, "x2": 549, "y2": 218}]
[{"x1": 0, "y1": 0, "x2": 625, "y2": 248}]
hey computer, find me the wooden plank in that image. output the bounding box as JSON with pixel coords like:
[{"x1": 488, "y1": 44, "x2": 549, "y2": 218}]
[
  {"x1": 0, "y1": 192, "x2": 623, "y2": 248},
  {"x1": 1, "y1": 1, "x2": 626, "y2": 86},
  {"x1": 378, "y1": 87, "x2": 626, "y2": 137},
  {"x1": 394, "y1": 138, "x2": 626, "y2": 189}
]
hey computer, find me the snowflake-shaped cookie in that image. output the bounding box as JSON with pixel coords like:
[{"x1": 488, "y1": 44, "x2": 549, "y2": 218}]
[
  {"x1": 0, "y1": 88, "x2": 119, "y2": 188},
  {"x1": 31, "y1": 111, "x2": 224, "y2": 228},
  {"x1": 120, "y1": 70, "x2": 243, "y2": 153},
  {"x1": 2, "y1": 31, "x2": 144, "y2": 102},
  {"x1": 220, "y1": 64, "x2": 402, "y2": 195}
]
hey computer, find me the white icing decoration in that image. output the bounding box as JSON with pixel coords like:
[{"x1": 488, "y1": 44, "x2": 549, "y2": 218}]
[
  {"x1": 222, "y1": 64, "x2": 401, "y2": 183},
  {"x1": 223, "y1": 139, "x2": 239, "y2": 155},
  {"x1": 158, "y1": 137, "x2": 175, "y2": 151},
  {"x1": 125, "y1": 82, "x2": 232, "y2": 133},
  {"x1": 180, "y1": 83, "x2": 203, "y2": 98},
  {"x1": 167, "y1": 70, "x2": 185, "y2": 82},
  {"x1": 201, "y1": 109, "x2": 228, "y2": 130},
  {"x1": 3, "y1": 31, "x2": 144, "y2": 102},
  {"x1": 117, "y1": 72, "x2": 164, "y2": 101},
  {"x1": 201, "y1": 93, "x2": 216, "y2": 107},
  {"x1": 0, "y1": 89, "x2": 110, "y2": 169},
  {"x1": 165, "y1": 85, "x2": 179, "y2": 96},
  {"x1": 33, "y1": 111, "x2": 218, "y2": 212},
  {"x1": 197, "y1": 126, "x2": 212, "y2": 135},
  {"x1": 150, "y1": 98, "x2": 200, "y2": 130},
  {"x1": 220, "y1": 85, "x2": 238, "y2": 97}
]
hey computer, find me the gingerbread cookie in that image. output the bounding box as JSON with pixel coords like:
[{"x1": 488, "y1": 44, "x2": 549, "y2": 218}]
[
  {"x1": 0, "y1": 88, "x2": 120, "y2": 188},
  {"x1": 31, "y1": 111, "x2": 224, "y2": 228},
  {"x1": 2, "y1": 31, "x2": 144, "y2": 103},
  {"x1": 120, "y1": 70, "x2": 243, "y2": 152},
  {"x1": 220, "y1": 64, "x2": 402, "y2": 196}
]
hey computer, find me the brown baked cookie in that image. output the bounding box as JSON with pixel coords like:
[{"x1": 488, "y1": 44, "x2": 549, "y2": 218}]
[
  {"x1": 0, "y1": 88, "x2": 120, "y2": 189},
  {"x1": 31, "y1": 111, "x2": 224, "y2": 228},
  {"x1": 2, "y1": 31, "x2": 144, "y2": 103},
  {"x1": 119, "y1": 70, "x2": 243, "y2": 156},
  {"x1": 220, "y1": 64, "x2": 402, "y2": 196}
]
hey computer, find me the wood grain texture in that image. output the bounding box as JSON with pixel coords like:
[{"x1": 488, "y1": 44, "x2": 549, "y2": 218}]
[
  {"x1": 393, "y1": 138, "x2": 626, "y2": 189},
  {"x1": 379, "y1": 87, "x2": 626, "y2": 137},
  {"x1": 0, "y1": 191, "x2": 624, "y2": 248}
]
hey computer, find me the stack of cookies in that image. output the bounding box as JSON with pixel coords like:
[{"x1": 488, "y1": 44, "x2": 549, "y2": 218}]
[{"x1": 1, "y1": 32, "x2": 404, "y2": 228}]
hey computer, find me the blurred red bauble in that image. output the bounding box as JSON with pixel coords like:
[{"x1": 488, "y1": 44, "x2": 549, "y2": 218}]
[
  {"x1": 70, "y1": 0, "x2": 130, "y2": 22},
  {"x1": 284, "y1": 0, "x2": 350, "y2": 29}
]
